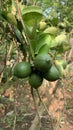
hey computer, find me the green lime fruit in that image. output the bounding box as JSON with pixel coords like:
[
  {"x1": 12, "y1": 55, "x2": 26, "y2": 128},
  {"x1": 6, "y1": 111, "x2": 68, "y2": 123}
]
[
  {"x1": 13, "y1": 62, "x2": 32, "y2": 78},
  {"x1": 44, "y1": 65, "x2": 60, "y2": 82},
  {"x1": 55, "y1": 61, "x2": 64, "y2": 77},
  {"x1": 34, "y1": 54, "x2": 52, "y2": 72},
  {"x1": 44, "y1": 26, "x2": 59, "y2": 35},
  {"x1": 29, "y1": 73, "x2": 43, "y2": 89},
  {"x1": 39, "y1": 21, "x2": 47, "y2": 30},
  {"x1": 55, "y1": 60, "x2": 67, "y2": 69}
]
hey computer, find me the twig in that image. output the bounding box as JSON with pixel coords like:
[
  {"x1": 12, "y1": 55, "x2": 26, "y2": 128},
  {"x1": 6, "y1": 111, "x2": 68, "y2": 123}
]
[
  {"x1": 36, "y1": 89, "x2": 54, "y2": 130},
  {"x1": 55, "y1": 79, "x2": 67, "y2": 130},
  {"x1": 29, "y1": 105, "x2": 44, "y2": 130},
  {"x1": 7, "y1": 42, "x2": 13, "y2": 58},
  {"x1": 0, "y1": 42, "x2": 8, "y2": 83},
  {"x1": 31, "y1": 87, "x2": 40, "y2": 122},
  {"x1": 52, "y1": 79, "x2": 61, "y2": 94},
  {"x1": 13, "y1": 92, "x2": 17, "y2": 130},
  {"x1": 13, "y1": 113, "x2": 16, "y2": 130},
  {"x1": 15, "y1": 0, "x2": 32, "y2": 61},
  {"x1": 15, "y1": 0, "x2": 30, "y2": 46}
]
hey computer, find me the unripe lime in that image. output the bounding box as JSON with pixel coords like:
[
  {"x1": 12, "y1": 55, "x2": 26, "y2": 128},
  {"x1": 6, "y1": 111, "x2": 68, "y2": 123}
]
[
  {"x1": 44, "y1": 65, "x2": 60, "y2": 82},
  {"x1": 55, "y1": 60, "x2": 67, "y2": 69},
  {"x1": 34, "y1": 54, "x2": 52, "y2": 72},
  {"x1": 39, "y1": 21, "x2": 47, "y2": 30},
  {"x1": 13, "y1": 62, "x2": 32, "y2": 78},
  {"x1": 44, "y1": 26, "x2": 58, "y2": 35},
  {"x1": 29, "y1": 73, "x2": 43, "y2": 89}
]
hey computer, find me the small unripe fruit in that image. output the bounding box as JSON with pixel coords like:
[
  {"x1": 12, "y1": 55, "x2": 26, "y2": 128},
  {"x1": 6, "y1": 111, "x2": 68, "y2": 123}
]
[
  {"x1": 13, "y1": 62, "x2": 32, "y2": 78},
  {"x1": 39, "y1": 21, "x2": 47, "y2": 30},
  {"x1": 43, "y1": 65, "x2": 60, "y2": 82},
  {"x1": 34, "y1": 54, "x2": 52, "y2": 72},
  {"x1": 29, "y1": 73, "x2": 43, "y2": 89}
]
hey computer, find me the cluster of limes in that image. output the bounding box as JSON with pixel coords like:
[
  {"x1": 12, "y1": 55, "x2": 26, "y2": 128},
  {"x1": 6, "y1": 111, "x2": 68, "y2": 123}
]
[{"x1": 13, "y1": 53, "x2": 67, "y2": 89}]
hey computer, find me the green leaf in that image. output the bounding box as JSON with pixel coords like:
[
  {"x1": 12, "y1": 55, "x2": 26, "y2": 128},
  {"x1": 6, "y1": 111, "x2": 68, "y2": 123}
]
[
  {"x1": 30, "y1": 40, "x2": 37, "y2": 57},
  {"x1": 25, "y1": 24, "x2": 37, "y2": 39},
  {"x1": 38, "y1": 44, "x2": 49, "y2": 54},
  {"x1": 0, "y1": 10, "x2": 5, "y2": 21},
  {"x1": 22, "y1": 6, "x2": 42, "y2": 15},
  {"x1": 43, "y1": 26, "x2": 59, "y2": 36},
  {"x1": 13, "y1": 27, "x2": 23, "y2": 43},
  {"x1": 2, "y1": 11, "x2": 17, "y2": 26},
  {"x1": 51, "y1": 33, "x2": 71, "y2": 53},
  {"x1": 22, "y1": 6, "x2": 43, "y2": 26},
  {"x1": 13, "y1": 27, "x2": 27, "y2": 57},
  {"x1": 35, "y1": 33, "x2": 55, "y2": 55},
  {"x1": 55, "y1": 33, "x2": 68, "y2": 45},
  {"x1": 50, "y1": 17, "x2": 58, "y2": 26}
]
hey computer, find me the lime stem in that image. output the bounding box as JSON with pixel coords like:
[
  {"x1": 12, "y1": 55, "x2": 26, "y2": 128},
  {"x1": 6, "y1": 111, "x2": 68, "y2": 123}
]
[
  {"x1": 31, "y1": 87, "x2": 41, "y2": 122},
  {"x1": 36, "y1": 89, "x2": 54, "y2": 130}
]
